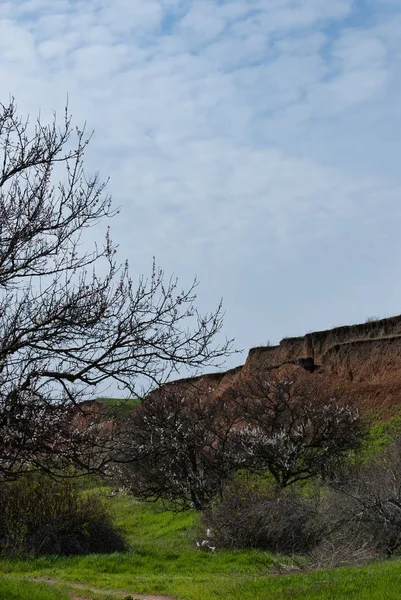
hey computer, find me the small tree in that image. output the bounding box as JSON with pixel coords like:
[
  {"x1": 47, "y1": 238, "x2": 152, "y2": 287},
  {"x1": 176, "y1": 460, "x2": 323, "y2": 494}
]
[
  {"x1": 230, "y1": 370, "x2": 363, "y2": 487},
  {"x1": 0, "y1": 98, "x2": 231, "y2": 480},
  {"x1": 116, "y1": 383, "x2": 243, "y2": 510}
]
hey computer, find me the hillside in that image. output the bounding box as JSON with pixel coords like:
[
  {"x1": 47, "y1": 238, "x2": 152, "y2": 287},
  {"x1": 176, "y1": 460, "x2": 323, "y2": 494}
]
[{"x1": 163, "y1": 315, "x2": 401, "y2": 415}]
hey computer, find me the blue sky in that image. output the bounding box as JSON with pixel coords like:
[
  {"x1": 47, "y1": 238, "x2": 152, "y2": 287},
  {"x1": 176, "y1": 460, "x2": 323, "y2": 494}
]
[{"x1": 1, "y1": 0, "x2": 401, "y2": 375}]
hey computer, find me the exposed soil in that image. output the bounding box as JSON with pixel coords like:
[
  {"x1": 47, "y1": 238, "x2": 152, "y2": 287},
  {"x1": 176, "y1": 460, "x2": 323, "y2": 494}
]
[{"x1": 159, "y1": 314, "x2": 401, "y2": 417}]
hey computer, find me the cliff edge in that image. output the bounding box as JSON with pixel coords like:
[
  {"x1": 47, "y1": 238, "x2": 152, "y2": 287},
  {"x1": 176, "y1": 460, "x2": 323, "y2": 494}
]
[{"x1": 168, "y1": 315, "x2": 401, "y2": 414}]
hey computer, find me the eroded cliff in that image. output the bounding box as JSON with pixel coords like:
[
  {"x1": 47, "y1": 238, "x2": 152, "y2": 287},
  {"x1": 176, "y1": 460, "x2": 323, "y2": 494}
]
[{"x1": 167, "y1": 315, "x2": 401, "y2": 414}]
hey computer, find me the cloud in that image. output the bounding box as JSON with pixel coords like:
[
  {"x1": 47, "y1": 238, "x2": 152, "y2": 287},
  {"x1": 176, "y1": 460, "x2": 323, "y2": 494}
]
[{"x1": 1, "y1": 0, "x2": 401, "y2": 368}]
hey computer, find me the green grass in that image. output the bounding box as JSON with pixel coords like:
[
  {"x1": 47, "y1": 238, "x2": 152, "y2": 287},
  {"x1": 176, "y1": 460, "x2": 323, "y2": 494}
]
[
  {"x1": 359, "y1": 412, "x2": 401, "y2": 461},
  {"x1": 2, "y1": 493, "x2": 401, "y2": 600},
  {"x1": 0, "y1": 577, "x2": 69, "y2": 600},
  {"x1": 96, "y1": 397, "x2": 141, "y2": 419},
  {"x1": 3, "y1": 550, "x2": 401, "y2": 600}
]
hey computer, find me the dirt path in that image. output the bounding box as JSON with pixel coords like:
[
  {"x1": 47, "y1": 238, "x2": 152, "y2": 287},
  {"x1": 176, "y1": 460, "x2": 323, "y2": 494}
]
[{"x1": 31, "y1": 576, "x2": 176, "y2": 600}]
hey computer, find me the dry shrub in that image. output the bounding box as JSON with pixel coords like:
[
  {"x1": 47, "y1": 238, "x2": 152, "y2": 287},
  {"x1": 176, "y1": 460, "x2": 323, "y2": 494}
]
[
  {"x1": 201, "y1": 437, "x2": 401, "y2": 563},
  {"x1": 314, "y1": 438, "x2": 401, "y2": 564},
  {"x1": 0, "y1": 474, "x2": 127, "y2": 556},
  {"x1": 202, "y1": 474, "x2": 321, "y2": 555},
  {"x1": 200, "y1": 433, "x2": 401, "y2": 565},
  {"x1": 310, "y1": 486, "x2": 380, "y2": 567}
]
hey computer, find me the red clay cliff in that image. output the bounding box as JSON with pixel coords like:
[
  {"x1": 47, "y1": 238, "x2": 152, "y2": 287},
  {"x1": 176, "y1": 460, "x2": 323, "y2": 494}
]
[{"x1": 165, "y1": 315, "x2": 401, "y2": 415}]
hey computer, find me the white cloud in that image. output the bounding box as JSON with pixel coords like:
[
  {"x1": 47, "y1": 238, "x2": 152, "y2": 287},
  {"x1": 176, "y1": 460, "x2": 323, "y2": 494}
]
[
  {"x1": 96, "y1": 0, "x2": 163, "y2": 35},
  {"x1": 179, "y1": 3, "x2": 226, "y2": 46},
  {"x1": 332, "y1": 30, "x2": 387, "y2": 69},
  {"x1": 0, "y1": 19, "x2": 36, "y2": 63},
  {"x1": 1, "y1": 0, "x2": 401, "y2": 368}
]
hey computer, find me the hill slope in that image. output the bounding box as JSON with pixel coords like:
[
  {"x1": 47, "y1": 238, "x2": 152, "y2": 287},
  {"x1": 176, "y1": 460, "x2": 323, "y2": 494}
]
[{"x1": 165, "y1": 315, "x2": 401, "y2": 415}]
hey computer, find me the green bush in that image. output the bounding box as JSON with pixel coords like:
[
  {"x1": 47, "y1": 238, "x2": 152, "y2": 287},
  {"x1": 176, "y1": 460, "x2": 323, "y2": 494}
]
[{"x1": 0, "y1": 474, "x2": 128, "y2": 556}]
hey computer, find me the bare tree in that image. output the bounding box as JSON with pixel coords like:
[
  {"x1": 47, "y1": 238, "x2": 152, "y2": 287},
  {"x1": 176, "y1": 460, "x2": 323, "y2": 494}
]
[
  {"x1": 229, "y1": 370, "x2": 363, "y2": 487},
  {"x1": 116, "y1": 383, "x2": 243, "y2": 510},
  {"x1": 0, "y1": 98, "x2": 231, "y2": 480}
]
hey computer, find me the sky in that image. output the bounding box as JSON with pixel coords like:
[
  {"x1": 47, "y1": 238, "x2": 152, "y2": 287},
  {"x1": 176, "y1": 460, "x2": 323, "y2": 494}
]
[{"x1": 1, "y1": 0, "x2": 401, "y2": 377}]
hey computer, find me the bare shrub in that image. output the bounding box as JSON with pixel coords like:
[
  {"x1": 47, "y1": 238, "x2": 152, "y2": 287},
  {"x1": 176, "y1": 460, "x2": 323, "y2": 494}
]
[
  {"x1": 310, "y1": 486, "x2": 380, "y2": 568},
  {"x1": 202, "y1": 435, "x2": 401, "y2": 564},
  {"x1": 321, "y1": 438, "x2": 401, "y2": 559},
  {"x1": 0, "y1": 474, "x2": 127, "y2": 556},
  {"x1": 202, "y1": 474, "x2": 321, "y2": 554}
]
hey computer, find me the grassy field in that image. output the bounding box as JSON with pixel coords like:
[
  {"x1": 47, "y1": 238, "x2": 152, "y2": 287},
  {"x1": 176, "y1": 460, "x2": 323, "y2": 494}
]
[
  {"x1": 96, "y1": 397, "x2": 141, "y2": 419},
  {"x1": 2, "y1": 492, "x2": 401, "y2": 600}
]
